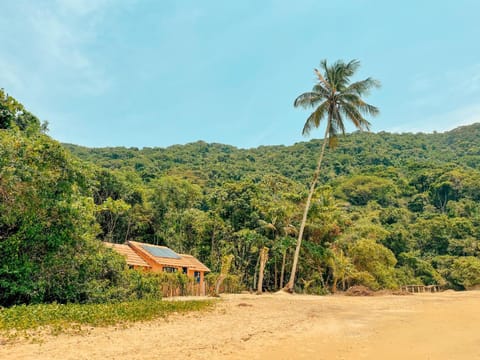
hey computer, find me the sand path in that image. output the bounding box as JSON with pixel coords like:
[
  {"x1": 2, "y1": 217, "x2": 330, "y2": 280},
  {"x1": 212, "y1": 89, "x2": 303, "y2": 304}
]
[{"x1": 2, "y1": 290, "x2": 480, "y2": 360}]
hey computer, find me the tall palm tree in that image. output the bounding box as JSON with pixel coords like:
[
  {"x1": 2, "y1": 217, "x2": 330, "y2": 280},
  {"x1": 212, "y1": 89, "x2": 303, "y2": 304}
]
[{"x1": 284, "y1": 59, "x2": 380, "y2": 292}]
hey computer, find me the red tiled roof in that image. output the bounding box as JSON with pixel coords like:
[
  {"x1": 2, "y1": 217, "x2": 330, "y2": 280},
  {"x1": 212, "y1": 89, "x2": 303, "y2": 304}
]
[
  {"x1": 104, "y1": 242, "x2": 151, "y2": 268},
  {"x1": 128, "y1": 241, "x2": 210, "y2": 272}
]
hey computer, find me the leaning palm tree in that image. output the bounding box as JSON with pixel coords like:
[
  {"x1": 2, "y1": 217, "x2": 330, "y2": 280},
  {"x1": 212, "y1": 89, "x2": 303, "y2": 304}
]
[{"x1": 284, "y1": 59, "x2": 380, "y2": 292}]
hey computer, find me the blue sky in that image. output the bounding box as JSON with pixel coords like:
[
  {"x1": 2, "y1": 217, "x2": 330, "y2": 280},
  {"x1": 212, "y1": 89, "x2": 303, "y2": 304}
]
[{"x1": 1, "y1": 0, "x2": 479, "y2": 148}]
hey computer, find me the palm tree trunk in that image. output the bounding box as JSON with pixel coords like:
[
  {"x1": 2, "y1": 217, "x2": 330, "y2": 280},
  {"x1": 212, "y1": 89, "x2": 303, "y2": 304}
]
[
  {"x1": 284, "y1": 124, "x2": 330, "y2": 292},
  {"x1": 257, "y1": 247, "x2": 269, "y2": 294},
  {"x1": 332, "y1": 276, "x2": 338, "y2": 293}
]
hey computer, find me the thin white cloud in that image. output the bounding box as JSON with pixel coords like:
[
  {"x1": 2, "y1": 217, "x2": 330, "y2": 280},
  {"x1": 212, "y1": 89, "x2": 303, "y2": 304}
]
[
  {"x1": 393, "y1": 63, "x2": 480, "y2": 133},
  {"x1": 426, "y1": 104, "x2": 480, "y2": 131},
  {"x1": 1, "y1": 1, "x2": 115, "y2": 97},
  {"x1": 410, "y1": 63, "x2": 480, "y2": 98},
  {"x1": 56, "y1": 0, "x2": 112, "y2": 16},
  {"x1": 386, "y1": 104, "x2": 480, "y2": 134}
]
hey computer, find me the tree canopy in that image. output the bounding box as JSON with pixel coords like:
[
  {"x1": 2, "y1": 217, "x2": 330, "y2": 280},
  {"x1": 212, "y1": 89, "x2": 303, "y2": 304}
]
[{"x1": 2, "y1": 90, "x2": 480, "y2": 306}]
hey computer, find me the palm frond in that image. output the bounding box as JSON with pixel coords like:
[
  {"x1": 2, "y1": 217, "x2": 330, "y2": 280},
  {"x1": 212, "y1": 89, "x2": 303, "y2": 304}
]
[
  {"x1": 328, "y1": 62, "x2": 339, "y2": 90},
  {"x1": 340, "y1": 94, "x2": 380, "y2": 118},
  {"x1": 325, "y1": 59, "x2": 360, "y2": 91},
  {"x1": 344, "y1": 77, "x2": 381, "y2": 96},
  {"x1": 341, "y1": 60, "x2": 360, "y2": 79},
  {"x1": 314, "y1": 68, "x2": 331, "y2": 91},
  {"x1": 284, "y1": 225, "x2": 298, "y2": 236},
  {"x1": 357, "y1": 102, "x2": 379, "y2": 117},
  {"x1": 336, "y1": 60, "x2": 359, "y2": 90},
  {"x1": 312, "y1": 83, "x2": 330, "y2": 98},
  {"x1": 332, "y1": 105, "x2": 346, "y2": 134},
  {"x1": 339, "y1": 101, "x2": 372, "y2": 131},
  {"x1": 302, "y1": 100, "x2": 328, "y2": 136},
  {"x1": 319, "y1": 59, "x2": 329, "y2": 75},
  {"x1": 294, "y1": 92, "x2": 323, "y2": 108},
  {"x1": 320, "y1": 59, "x2": 337, "y2": 90},
  {"x1": 295, "y1": 58, "x2": 379, "y2": 140}
]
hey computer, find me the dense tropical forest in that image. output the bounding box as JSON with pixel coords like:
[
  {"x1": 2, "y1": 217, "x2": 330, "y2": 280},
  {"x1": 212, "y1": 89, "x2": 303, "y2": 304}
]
[
  {"x1": 64, "y1": 123, "x2": 480, "y2": 293},
  {"x1": 2, "y1": 88, "x2": 480, "y2": 307}
]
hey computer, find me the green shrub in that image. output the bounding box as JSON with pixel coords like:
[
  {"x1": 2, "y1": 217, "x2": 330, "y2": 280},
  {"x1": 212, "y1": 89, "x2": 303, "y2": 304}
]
[
  {"x1": 301, "y1": 273, "x2": 329, "y2": 295},
  {"x1": 394, "y1": 266, "x2": 419, "y2": 286},
  {"x1": 350, "y1": 271, "x2": 379, "y2": 290},
  {"x1": 338, "y1": 175, "x2": 398, "y2": 206},
  {"x1": 155, "y1": 272, "x2": 191, "y2": 297},
  {"x1": 349, "y1": 239, "x2": 398, "y2": 289},
  {"x1": 125, "y1": 271, "x2": 164, "y2": 300},
  {"x1": 0, "y1": 130, "x2": 135, "y2": 306},
  {"x1": 397, "y1": 252, "x2": 445, "y2": 285},
  {"x1": 449, "y1": 257, "x2": 480, "y2": 290},
  {"x1": 205, "y1": 273, "x2": 243, "y2": 294},
  {"x1": 0, "y1": 299, "x2": 215, "y2": 336}
]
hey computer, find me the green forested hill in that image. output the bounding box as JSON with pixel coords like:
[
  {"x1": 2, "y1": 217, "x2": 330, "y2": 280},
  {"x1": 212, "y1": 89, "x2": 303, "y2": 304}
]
[
  {"x1": 64, "y1": 124, "x2": 480, "y2": 186},
  {"x1": 2, "y1": 86, "x2": 480, "y2": 306},
  {"x1": 62, "y1": 124, "x2": 480, "y2": 293}
]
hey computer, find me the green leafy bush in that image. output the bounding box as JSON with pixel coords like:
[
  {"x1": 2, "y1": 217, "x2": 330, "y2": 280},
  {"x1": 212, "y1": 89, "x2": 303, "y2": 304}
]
[
  {"x1": 0, "y1": 299, "x2": 215, "y2": 336},
  {"x1": 0, "y1": 130, "x2": 161, "y2": 306},
  {"x1": 449, "y1": 257, "x2": 480, "y2": 290},
  {"x1": 338, "y1": 175, "x2": 398, "y2": 206},
  {"x1": 349, "y1": 239, "x2": 398, "y2": 289},
  {"x1": 205, "y1": 274, "x2": 243, "y2": 294},
  {"x1": 397, "y1": 252, "x2": 445, "y2": 285},
  {"x1": 301, "y1": 273, "x2": 330, "y2": 295},
  {"x1": 350, "y1": 271, "x2": 379, "y2": 290}
]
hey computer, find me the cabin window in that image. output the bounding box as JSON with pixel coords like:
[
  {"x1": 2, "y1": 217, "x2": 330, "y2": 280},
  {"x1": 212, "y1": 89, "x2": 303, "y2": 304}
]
[
  {"x1": 182, "y1": 267, "x2": 188, "y2": 274},
  {"x1": 163, "y1": 267, "x2": 178, "y2": 273},
  {"x1": 194, "y1": 271, "x2": 201, "y2": 283}
]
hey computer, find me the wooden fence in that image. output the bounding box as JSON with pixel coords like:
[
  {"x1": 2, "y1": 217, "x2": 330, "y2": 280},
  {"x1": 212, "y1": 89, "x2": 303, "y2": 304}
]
[
  {"x1": 161, "y1": 281, "x2": 206, "y2": 297},
  {"x1": 159, "y1": 274, "x2": 242, "y2": 297},
  {"x1": 401, "y1": 285, "x2": 441, "y2": 293}
]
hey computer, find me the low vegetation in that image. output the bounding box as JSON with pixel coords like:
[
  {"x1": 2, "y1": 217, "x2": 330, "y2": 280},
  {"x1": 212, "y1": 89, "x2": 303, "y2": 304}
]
[{"x1": 0, "y1": 299, "x2": 215, "y2": 337}]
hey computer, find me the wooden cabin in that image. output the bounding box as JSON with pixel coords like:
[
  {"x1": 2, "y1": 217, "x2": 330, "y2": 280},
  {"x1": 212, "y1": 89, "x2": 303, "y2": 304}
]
[
  {"x1": 104, "y1": 242, "x2": 151, "y2": 270},
  {"x1": 105, "y1": 241, "x2": 210, "y2": 295}
]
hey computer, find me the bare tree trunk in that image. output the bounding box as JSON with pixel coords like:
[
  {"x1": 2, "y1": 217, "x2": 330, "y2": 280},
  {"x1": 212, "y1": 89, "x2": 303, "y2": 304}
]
[
  {"x1": 280, "y1": 248, "x2": 287, "y2": 288},
  {"x1": 284, "y1": 124, "x2": 330, "y2": 292},
  {"x1": 318, "y1": 266, "x2": 327, "y2": 290},
  {"x1": 124, "y1": 217, "x2": 131, "y2": 243},
  {"x1": 214, "y1": 255, "x2": 234, "y2": 296},
  {"x1": 210, "y1": 220, "x2": 216, "y2": 266},
  {"x1": 214, "y1": 275, "x2": 226, "y2": 296},
  {"x1": 274, "y1": 256, "x2": 278, "y2": 289},
  {"x1": 257, "y1": 247, "x2": 269, "y2": 295},
  {"x1": 253, "y1": 252, "x2": 260, "y2": 291}
]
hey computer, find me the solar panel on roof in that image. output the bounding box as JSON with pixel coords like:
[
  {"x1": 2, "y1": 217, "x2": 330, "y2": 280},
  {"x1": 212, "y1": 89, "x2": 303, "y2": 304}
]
[{"x1": 141, "y1": 245, "x2": 181, "y2": 259}]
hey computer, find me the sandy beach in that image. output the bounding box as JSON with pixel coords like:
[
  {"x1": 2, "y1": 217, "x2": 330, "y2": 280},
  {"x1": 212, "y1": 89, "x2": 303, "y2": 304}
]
[{"x1": 2, "y1": 290, "x2": 480, "y2": 360}]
